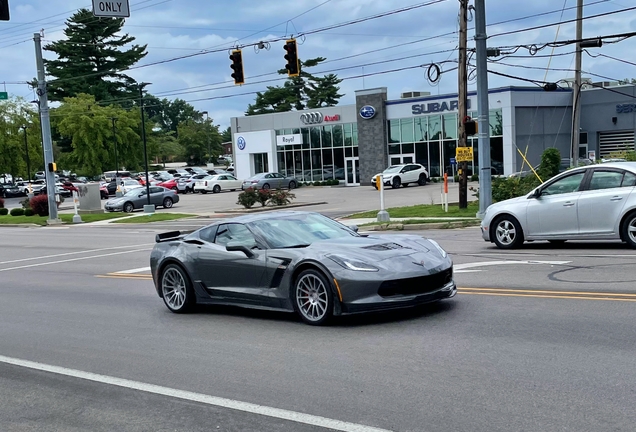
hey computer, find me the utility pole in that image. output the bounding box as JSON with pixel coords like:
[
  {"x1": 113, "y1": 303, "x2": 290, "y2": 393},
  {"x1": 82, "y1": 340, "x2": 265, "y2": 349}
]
[
  {"x1": 22, "y1": 125, "x2": 31, "y2": 182},
  {"x1": 457, "y1": 0, "x2": 469, "y2": 209},
  {"x1": 34, "y1": 32, "x2": 60, "y2": 224},
  {"x1": 139, "y1": 83, "x2": 152, "y2": 212},
  {"x1": 571, "y1": 0, "x2": 583, "y2": 168},
  {"x1": 474, "y1": 0, "x2": 492, "y2": 217}
]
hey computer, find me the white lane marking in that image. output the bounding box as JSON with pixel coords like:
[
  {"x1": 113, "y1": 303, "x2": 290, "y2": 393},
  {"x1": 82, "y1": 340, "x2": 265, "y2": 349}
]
[
  {"x1": 116, "y1": 267, "x2": 151, "y2": 274},
  {"x1": 0, "y1": 243, "x2": 154, "y2": 266},
  {"x1": 455, "y1": 270, "x2": 483, "y2": 274},
  {"x1": 0, "y1": 354, "x2": 392, "y2": 432},
  {"x1": 454, "y1": 260, "x2": 571, "y2": 271},
  {"x1": 0, "y1": 249, "x2": 151, "y2": 273}
]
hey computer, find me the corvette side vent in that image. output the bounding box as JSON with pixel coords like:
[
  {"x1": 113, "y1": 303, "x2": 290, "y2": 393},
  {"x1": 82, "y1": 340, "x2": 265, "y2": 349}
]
[{"x1": 363, "y1": 243, "x2": 407, "y2": 251}]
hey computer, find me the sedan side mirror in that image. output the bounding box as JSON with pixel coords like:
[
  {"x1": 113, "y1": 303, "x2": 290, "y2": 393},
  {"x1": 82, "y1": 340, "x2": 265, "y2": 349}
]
[
  {"x1": 529, "y1": 188, "x2": 541, "y2": 199},
  {"x1": 226, "y1": 242, "x2": 255, "y2": 258}
]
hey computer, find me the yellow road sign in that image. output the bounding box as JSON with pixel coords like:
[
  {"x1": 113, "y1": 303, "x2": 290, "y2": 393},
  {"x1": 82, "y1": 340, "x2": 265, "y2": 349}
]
[{"x1": 455, "y1": 147, "x2": 473, "y2": 162}]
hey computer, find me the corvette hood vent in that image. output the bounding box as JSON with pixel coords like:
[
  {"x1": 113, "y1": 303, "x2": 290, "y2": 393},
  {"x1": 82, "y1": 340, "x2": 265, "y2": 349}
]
[{"x1": 362, "y1": 242, "x2": 409, "y2": 251}]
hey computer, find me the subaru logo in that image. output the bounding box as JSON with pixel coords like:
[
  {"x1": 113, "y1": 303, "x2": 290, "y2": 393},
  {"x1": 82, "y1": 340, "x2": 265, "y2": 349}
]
[
  {"x1": 237, "y1": 136, "x2": 246, "y2": 151},
  {"x1": 300, "y1": 112, "x2": 323, "y2": 125},
  {"x1": 359, "y1": 105, "x2": 376, "y2": 119}
]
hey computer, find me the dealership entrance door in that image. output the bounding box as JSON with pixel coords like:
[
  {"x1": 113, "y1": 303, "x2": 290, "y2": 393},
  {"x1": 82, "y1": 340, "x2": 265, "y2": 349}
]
[
  {"x1": 345, "y1": 157, "x2": 360, "y2": 186},
  {"x1": 389, "y1": 153, "x2": 415, "y2": 165}
]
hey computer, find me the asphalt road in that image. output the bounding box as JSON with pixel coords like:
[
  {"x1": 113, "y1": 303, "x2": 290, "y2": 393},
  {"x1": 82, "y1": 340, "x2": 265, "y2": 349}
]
[{"x1": 0, "y1": 224, "x2": 635, "y2": 431}]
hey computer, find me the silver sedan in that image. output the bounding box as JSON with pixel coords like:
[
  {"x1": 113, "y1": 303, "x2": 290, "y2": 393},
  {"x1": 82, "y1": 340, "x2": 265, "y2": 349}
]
[
  {"x1": 481, "y1": 162, "x2": 636, "y2": 249},
  {"x1": 241, "y1": 172, "x2": 298, "y2": 190},
  {"x1": 105, "y1": 186, "x2": 180, "y2": 213}
]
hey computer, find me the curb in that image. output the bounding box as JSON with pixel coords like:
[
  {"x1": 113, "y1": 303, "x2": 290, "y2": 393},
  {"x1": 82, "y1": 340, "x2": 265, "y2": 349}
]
[
  {"x1": 0, "y1": 223, "x2": 42, "y2": 228},
  {"x1": 216, "y1": 201, "x2": 328, "y2": 214},
  {"x1": 362, "y1": 221, "x2": 481, "y2": 231}
]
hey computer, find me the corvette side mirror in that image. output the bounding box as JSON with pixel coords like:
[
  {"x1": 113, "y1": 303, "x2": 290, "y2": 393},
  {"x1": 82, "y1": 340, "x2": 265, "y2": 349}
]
[
  {"x1": 349, "y1": 225, "x2": 359, "y2": 233},
  {"x1": 226, "y1": 242, "x2": 255, "y2": 258}
]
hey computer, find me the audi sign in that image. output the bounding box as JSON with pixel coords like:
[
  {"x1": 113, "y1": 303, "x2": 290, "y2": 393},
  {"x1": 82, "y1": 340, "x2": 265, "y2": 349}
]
[{"x1": 300, "y1": 112, "x2": 323, "y2": 125}]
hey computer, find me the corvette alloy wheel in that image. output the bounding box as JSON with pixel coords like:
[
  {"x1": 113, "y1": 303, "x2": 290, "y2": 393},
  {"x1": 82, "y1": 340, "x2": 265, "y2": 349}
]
[{"x1": 295, "y1": 270, "x2": 333, "y2": 325}]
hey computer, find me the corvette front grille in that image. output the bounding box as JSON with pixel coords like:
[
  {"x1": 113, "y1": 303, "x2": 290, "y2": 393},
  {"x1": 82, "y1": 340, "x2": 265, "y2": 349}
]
[{"x1": 377, "y1": 268, "x2": 453, "y2": 297}]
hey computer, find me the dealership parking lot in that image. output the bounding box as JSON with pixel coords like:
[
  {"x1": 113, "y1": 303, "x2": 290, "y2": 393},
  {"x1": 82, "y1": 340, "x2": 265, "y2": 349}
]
[{"x1": 1, "y1": 221, "x2": 635, "y2": 431}]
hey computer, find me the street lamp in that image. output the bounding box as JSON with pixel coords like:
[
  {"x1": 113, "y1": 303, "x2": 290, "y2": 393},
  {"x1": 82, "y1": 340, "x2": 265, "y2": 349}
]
[
  {"x1": 22, "y1": 124, "x2": 31, "y2": 183},
  {"x1": 138, "y1": 82, "x2": 153, "y2": 212},
  {"x1": 202, "y1": 111, "x2": 210, "y2": 164}
]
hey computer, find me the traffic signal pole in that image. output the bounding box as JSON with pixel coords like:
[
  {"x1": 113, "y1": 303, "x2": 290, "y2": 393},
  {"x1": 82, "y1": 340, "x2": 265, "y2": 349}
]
[{"x1": 458, "y1": 0, "x2": 469, "y2": 209}]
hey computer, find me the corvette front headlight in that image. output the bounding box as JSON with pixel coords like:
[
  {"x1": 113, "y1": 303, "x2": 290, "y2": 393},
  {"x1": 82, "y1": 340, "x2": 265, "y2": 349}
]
[{"x1": 327, "y1": 254, "x2": 379, "y2": 272}]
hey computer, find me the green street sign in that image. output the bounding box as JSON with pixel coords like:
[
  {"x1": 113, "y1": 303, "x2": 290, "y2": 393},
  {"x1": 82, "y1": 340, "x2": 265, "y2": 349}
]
[{"x1": 0, "y1": 92, "x2": 8, "y2": 100}]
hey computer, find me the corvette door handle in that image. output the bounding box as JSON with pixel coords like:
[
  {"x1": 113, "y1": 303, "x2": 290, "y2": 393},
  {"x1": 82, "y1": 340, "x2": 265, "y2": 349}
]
[
  {"x1": 563, "y1": 202, "x2": 574, "y2": 207},
  {"x1": 610, "y1": 196, "x2": 623, "y2": 201}
]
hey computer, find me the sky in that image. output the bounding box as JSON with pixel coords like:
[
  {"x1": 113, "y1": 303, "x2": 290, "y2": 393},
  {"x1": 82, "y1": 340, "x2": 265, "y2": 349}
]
[{"x1": 0, "y1": 0, "x2": 635, "y2": 129}]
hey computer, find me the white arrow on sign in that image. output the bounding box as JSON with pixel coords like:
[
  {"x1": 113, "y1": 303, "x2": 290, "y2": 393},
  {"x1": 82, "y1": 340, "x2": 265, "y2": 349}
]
[{"x1": 454, "y1": 260, "x2": 571, "y2": 273}]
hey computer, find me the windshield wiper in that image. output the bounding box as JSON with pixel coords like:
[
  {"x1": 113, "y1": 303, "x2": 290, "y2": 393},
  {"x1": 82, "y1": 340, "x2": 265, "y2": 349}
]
[{"x1": 280, "y1": 244, "x2": 311, "y2": 249}]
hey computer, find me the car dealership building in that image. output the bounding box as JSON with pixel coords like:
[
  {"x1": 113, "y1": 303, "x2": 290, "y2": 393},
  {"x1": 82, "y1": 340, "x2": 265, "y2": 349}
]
[{"x1": 230, "y1": 84, "x2": 636, "y2": 186}]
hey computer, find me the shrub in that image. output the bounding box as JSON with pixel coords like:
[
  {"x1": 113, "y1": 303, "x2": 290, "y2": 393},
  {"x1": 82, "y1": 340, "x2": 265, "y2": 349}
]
[
  {"x1": 0, "y1": 197, "x2": 4, "y2": 208},
  {"x1": 30, "y1": 194, "x2": 49, "y2": 216},
  {"x1": 237, "y1": 187, "x2": 258, "y2": 209},
  {"x1": 24, "y1": 208, "x2": 34, "y2": 216},
  {"x1": 256, "y1": 188, "x2": 271, "y2": 207},
  {"x1": 0, "y1": 208, "x2": 7, "y2": 215},
  {"x1": 313, "y1": 181, "x2": 322, "y2": 186},
  {"x1": 10, "y1": 208, "x2": 24, "y2": 216},
  {"x1": 269, "y1": 189, "x2": 295, "y2": 206},
  {"x1": 491, "y1": 176, "x2": 540, "y2": 203},
  {"x1": 470, "y1": 174, "x2": 479, "y2": 182},
  {"x1": 538, "y1": 147, "x2": 561, "y2": 179}
]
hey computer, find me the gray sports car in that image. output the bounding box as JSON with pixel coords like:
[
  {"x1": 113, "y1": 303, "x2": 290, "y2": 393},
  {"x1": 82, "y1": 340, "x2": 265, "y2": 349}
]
[{"x1": 150, "y1": 211, "x2": 456, "y2": 325}]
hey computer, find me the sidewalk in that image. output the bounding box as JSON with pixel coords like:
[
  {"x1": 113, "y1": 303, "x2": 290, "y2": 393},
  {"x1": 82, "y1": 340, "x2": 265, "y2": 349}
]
[{"x1": 337, "y1": 216, "x2": 477, "y2": 226}]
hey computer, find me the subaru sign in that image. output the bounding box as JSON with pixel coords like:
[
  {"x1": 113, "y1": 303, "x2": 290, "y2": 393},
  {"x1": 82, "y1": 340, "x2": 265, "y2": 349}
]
[
  {"x1": 359, "y1": 105, "x2": 376, "y2": 119},
  {"x1": 616, "y1": 103, "x2": 636, "y2": 114},
  {"x1": 237, "y1": 136, "x2": 246, "y2": 151},
  {"x1": 411, "y1": 99, "x2": 471, "y2": 115}
]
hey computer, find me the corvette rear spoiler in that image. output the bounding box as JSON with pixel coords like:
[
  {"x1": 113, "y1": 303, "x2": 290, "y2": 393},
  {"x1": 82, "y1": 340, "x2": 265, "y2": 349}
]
[{"x1": 155, "y1": 230, "x2": 184, "y2": 243}]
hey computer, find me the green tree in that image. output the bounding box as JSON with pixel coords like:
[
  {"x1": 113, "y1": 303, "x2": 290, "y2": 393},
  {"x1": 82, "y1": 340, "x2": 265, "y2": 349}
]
[
  {"x1": 43, "y1": 9, "x2": 147, "y2": 103},
  {"x1": 54, "y1": 94, "x2": 144, "y2": 176},
  {"x1": 177, "y1": 118, "x2": 222, "y2": 166},
  {"x1": 246, "y1": 57, "x2": 344, "y2": 115},
  {"x1": 151, "y1": 131, "x2": 183, "y2": 166},
  {"x1": 0, "y1": 98, "x2": 44, "y2": 180},
  {"x1": 221, "y1": 126, "x2": 232, "y2": 142}
]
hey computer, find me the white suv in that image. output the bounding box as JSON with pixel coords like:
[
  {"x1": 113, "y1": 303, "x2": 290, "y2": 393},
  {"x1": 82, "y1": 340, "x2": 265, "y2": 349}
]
[{"x1": 371, "y1": 164, "x2": 429, "y2": 189}]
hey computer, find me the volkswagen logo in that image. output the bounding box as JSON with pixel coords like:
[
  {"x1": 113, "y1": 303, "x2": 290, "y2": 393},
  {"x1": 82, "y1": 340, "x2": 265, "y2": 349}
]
[
  {"x1": 300, "y1": 112, "x2": 323, "y2": 125},
  {"x1": 359, "y1": 105, "x2": 376, "y2": 119},
  {"x1": 237, "y1": 136, "x2": 246, "y2": 151}
]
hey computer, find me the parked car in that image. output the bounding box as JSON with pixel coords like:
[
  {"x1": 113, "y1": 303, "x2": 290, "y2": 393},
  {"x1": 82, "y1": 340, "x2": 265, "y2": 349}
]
[
  {"x1": 371, "y1": 164, "x2": 429, "y2": 189},
  {"x1": 241, "y1": 172, "x2": 298, "y2": 190},
  {"x1": 194, "y1": 174, "x2": 242, "y2": 194},
  {"x1": 149, "y1": 211, "x2": 456, "y2": 324},
  {"x1": 104, "y1": 186, "x2": 179, "y2": 213},
  {"x1": 100, "y1": 185, "x2": 109, "y2": 200},
  {"x1": 178, "y1": 174, "x2": 207, "y2": 193},
  {"x1": 1, "y1": 183, "x2": 23, "y2": 198},
  {"x1": 481, "y1": 162, "x2": 636, "y2": 249},
  {"x1": 185, "y1": 167, "x2": 208, "y2": 176},
  {"x1": 156, "y1": 178, "x2": 179, "y2": 192}
]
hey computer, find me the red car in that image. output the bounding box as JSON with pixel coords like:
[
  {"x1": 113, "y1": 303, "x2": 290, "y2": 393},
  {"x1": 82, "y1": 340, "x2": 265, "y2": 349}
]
[
  {"x1": 100, "y1": 185, "x2": 109, "y2": 199},
  {"x1": 157, "y1": 178, "x2": 179, "y2": 192}
]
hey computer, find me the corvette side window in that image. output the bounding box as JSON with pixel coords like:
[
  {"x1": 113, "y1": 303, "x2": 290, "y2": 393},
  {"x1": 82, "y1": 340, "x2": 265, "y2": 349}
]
[{"x1": 214, "y1": 224, "x2": 257, "y2": 247}]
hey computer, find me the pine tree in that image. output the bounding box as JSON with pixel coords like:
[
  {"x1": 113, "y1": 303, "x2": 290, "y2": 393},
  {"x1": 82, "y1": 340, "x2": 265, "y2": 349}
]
[{"x1": 44, "y1": 9, "x2": 147, "y2": 103}]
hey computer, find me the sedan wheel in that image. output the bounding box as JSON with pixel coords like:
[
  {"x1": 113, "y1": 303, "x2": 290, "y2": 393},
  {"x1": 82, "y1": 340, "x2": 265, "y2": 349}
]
[
  {"x1": 391, "y1": 177, "x2": 401, "y2": 189},
  {"x1": 262, "y1": 183, "x2": 270, "y2": 190},
  {"x1": 160, "y1": 264, "x2": 194, "y2": 313},
  {"x1": 123, "y1": 202, "x2": 134, "y2": 213},
  {"x1": 294, "y1": 269, "x2": 333, "y2": 326},
  {"x1": 621, "y1": 212, "x2": 636, "y2": 249},
  {"x1": 493, "y1": 216, "x2": 524, "y2": 249},
  {"x1": 288, "y1": 181, "x2": 297, "y2": 189},
  {"x1": 163, "y1": 197, "x2": 173, "y2": 208},
  {"x1": 212, "y1": 185, "x2": 221, "y2": 193}
]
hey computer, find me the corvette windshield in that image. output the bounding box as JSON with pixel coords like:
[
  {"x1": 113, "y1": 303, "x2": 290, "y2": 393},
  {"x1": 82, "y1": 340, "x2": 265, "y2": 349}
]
[{"x1": 249, "y1": 214, "x2": 359, "y2": 249}]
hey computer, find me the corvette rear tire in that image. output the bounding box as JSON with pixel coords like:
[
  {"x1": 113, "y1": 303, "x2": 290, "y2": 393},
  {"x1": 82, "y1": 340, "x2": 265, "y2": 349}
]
[
  {"x1": 160, "y1": 264, "x2": 195, "y2": 313},
  {"x1": 293, "y1": 269, "x2": 333, "y2": 326}
]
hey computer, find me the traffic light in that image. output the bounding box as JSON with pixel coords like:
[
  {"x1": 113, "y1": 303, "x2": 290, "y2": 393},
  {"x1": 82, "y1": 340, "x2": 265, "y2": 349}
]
[
  {"x1": 464, "y1": 116, "x2": 478, "y2": 136},
  {"x1": 0, "y1": 0, "x2": 9, "y2": 21},
  {"x1": 229, "y1": 49, "x2": 244, "y2": 85},
  {"x1": 284, "y1": 39, "x2": 300, "y2": 77}
]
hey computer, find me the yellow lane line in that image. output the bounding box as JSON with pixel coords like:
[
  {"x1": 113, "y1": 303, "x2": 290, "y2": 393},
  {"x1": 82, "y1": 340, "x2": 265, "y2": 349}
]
[
  {"x1": 459, "y1": 287, "x2": 636, "y2": 298},
  {"x1": 459, "y1": 291, "x2": 636, "y2": 302}
]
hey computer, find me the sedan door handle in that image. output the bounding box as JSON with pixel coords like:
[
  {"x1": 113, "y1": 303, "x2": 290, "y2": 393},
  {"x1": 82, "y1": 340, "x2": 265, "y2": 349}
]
[
  {"x1": 610, "y1": 196, "x2": 623, "y2": 201},
  {"x1": 563, "y1": 202, "x2": 575, "y2": 207}
]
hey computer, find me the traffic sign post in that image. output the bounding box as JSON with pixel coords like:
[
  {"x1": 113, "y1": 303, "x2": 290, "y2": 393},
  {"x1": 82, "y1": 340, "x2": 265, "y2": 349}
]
[{"x1": 92, "y1": 0, "x2": 130, "y2": 17}]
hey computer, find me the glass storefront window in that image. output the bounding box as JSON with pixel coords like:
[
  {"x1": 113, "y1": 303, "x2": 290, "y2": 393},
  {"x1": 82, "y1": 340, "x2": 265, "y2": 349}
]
[
  {"x1": 443, "y1": 140, "x2": 457, "y2": 175},
  {"x1": 310, "y1": 127, "x2": 321, "y2": 148},
  {"x1": 402, "y1": 143, "x2": 414, "y2": 154},
  {"x1": 429, "y1": 142, "x2": 441, "y2": 177},
  {"x1": 415, "y1": 142, "x2": 428, "y2": 170},
  {"x1": 352, "y1": 122, "x2": 358, "y2": 146},
  {"x1": 333, "y1": 148, "x2": 345, "y2": 180},
  {"x1": 491, "y1": 136, "x2": 504, "y2": 175},
  {"x1": 332, "y1": 124, "x2": 343, "y2": 147},
  {"x1": 414, "y1": 117, "x2": 427, "y2": 142},
  {"x1": 428, "y1": 115, "x2": 442, "y2": 141},
  {"x1": 389, "y1": 119, "x2": 400, "y2": 143},
  {"x1": 285, "y1": 152, "x2": 294, "y2": 177},
  {"x1": 301, "y1": 128, "x2": 310, "y2": 148},
  {"x1": 322, "y1": 126, "x2": 333, "y2": 148},
  {"x1": 345, "y1": 147, "x2": 353, "y2": 158},
  {"x1": 254, "y1": 153, "x2": 269, "y2": 174},
  {"x1": 443, "y1": 114, "x2": 457, "y2": 140},
  {"x1": 322, "y1": 149, "x2": 334, "y2": 179},
  {"x1": 344, "y1": 123, "x2": 353, "y2": 146},
  {"x1": 400, "y1": 119, "x2": 414, "y2": 143},
  {"x1": 389, "y1": 144, "x2": 400, "y2": 155},
  {"x1": 277, "y1": 152, "x2": 286, "y2": 175},
  {"x1": 490, "y1": 109, "x2": 503, "y2": 136}
]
